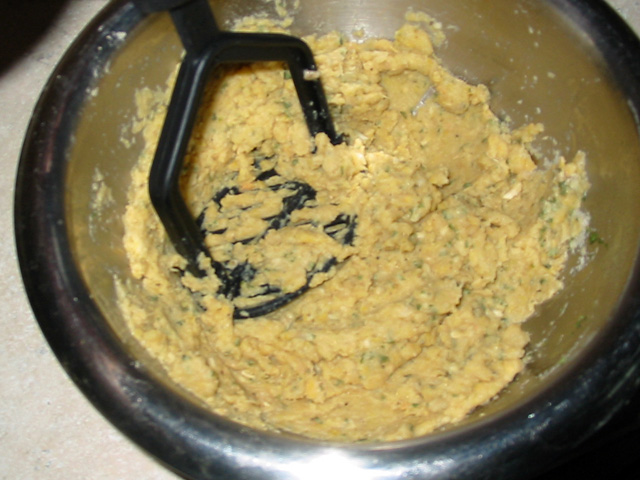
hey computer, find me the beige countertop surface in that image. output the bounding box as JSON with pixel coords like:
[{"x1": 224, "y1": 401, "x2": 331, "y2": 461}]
[{"x1": 1, "y1": 1, "x2": 639, "y2": 479}]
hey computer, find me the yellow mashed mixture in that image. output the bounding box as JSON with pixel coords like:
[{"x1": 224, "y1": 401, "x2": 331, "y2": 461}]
[{"x1": 118, "y1": 16, "x2": 590, "y2": 442}]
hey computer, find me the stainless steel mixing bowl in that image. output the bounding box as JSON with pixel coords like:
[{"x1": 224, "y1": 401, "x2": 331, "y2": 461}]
[{"x1": 14, "y1": 0, "x2": 640, "y2": 478}]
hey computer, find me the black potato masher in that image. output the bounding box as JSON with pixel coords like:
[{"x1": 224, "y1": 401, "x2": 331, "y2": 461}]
[{"x1": 133, "y1": 0, "x2": 355, "y2": 319}]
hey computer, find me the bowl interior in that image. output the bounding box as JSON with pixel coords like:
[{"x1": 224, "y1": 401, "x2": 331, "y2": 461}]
[{"x1": 65, "y1": 0, "x2": 640, "y2": 432}]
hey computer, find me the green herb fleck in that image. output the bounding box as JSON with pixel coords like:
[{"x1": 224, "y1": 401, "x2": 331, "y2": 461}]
[
  {"x1": 576, "y1": 315, "x2": 587, "y2": 328},
  {"x1": 588, "y1": 229, "x2": 607, "y2": 246},
  {"x1": 559, "y1": 181, "x2": 569, "y2": 196}
]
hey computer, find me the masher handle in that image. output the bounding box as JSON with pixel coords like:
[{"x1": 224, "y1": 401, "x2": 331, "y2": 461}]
[
  {"x1": 133, "y1": 0, "x2": 199, "y2": 13},
  {"x1": 134, "y1": 0, "x2": 220, "y2": 53}
]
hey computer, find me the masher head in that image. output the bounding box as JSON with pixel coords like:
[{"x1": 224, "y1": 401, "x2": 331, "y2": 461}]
[{"x1": 135, "y1": 0, "x2": 349, "y2": 319}]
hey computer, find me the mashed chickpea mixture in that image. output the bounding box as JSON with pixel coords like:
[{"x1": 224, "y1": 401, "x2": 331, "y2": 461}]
[{"x1": 118, "y1": 16, "x2": 590, "y2": 442}]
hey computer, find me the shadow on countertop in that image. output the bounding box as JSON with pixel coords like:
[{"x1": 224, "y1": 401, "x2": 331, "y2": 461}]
[{"x1": 0, "y1": 0, "x2": 71, "y2": 75}]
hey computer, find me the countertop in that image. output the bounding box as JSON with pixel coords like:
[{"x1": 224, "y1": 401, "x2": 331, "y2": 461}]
[{"x1": 1, "y1": 1, "x2": 639, "y2": 479}]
